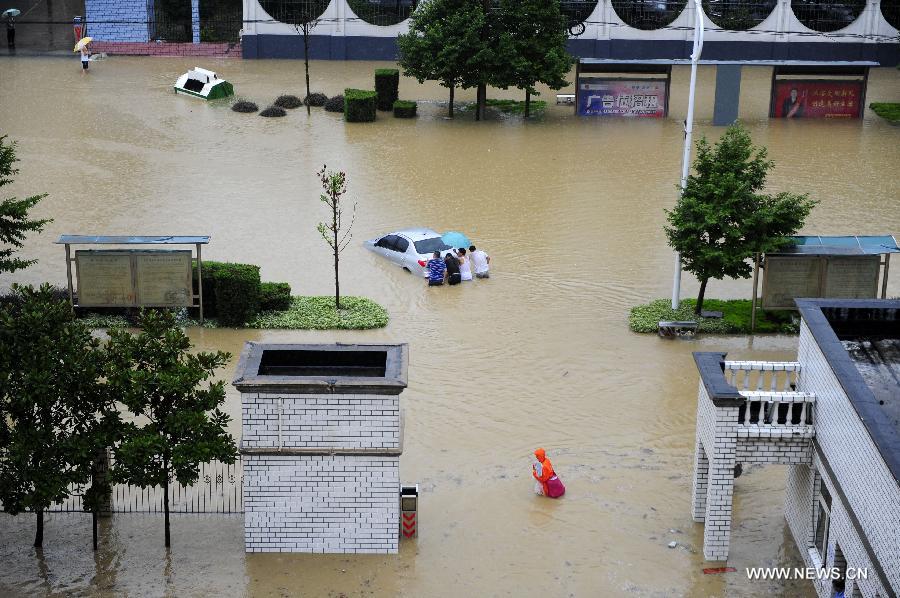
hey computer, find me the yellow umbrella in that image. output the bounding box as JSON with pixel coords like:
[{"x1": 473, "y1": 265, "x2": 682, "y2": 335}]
[{"x1": 73, "y1": 37, "x2": 92, "y2": 52}]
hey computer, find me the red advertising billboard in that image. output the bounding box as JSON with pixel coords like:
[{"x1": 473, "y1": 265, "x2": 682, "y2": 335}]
[{"x1": 771, "y1": 80, "x2": 863, "y2": 119}]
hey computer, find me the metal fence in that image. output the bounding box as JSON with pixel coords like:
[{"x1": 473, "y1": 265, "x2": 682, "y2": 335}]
[{"x1": 48, "y1": 459, "x2": 243, "y2": 514}]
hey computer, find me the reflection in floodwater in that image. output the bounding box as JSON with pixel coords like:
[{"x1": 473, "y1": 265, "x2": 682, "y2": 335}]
[{"x1": 0, "y1": 56, "x2": 897, "y2": 597}]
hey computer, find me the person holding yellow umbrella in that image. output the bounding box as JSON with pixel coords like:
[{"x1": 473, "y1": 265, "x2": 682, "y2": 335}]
[{"x1": 74, "y1": 36, "x2": 92, "y2": 74}]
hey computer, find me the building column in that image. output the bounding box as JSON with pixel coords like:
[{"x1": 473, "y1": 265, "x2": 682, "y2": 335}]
[
  {"x1": 703, "y1": 409, "x2": 738, "y2": 561},
  {"x1": 691, "y1": 440, "x2": 709, "y2": 521},
  {"x1": 191, "y1": 0, "x2": 200, "y2": 44},
  {"x1": 712, "y1": 65, "x2": 742, "y2": 126}
]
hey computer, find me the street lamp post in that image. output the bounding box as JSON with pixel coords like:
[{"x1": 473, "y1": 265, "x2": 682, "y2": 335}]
[{"x1": 671, "y1": 0, "x2": 706, "y2": 309}]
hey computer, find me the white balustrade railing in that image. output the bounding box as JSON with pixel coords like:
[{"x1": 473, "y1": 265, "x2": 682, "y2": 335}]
[
  {"x1": 724, "y1": 360, "x2": 801, "y2": 393},
  {"x1": 723, "y1": 361, "x2": 814, "y2": 427},
  {"x1": 737, "y1": 390, "x2": 816, "y2": 427}
]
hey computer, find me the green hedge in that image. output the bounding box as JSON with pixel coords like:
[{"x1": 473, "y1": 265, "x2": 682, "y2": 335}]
[
  {"x1": 393, "y1": 100, "x2": 417, "y2": 118},
  {"x1": 260, "y1": 282, "x2": 292, "y2": 311},
  {"x1": 374, "y1": 69, "x2": 400, "y2": 111},
  {"x1": 344, "y1": 88, "x2": 377, "y2": 123},
  {"x1": 213, "y1": 263, "x2": 261, "y2": 326},
  {"x1": 196, "y1": 261, "x2": 261, "y2": 326}
]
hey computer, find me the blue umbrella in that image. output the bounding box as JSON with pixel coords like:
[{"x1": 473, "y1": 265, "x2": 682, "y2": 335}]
[{"x1": 441, "y1": 231, "x2": 471, "y2": 249}]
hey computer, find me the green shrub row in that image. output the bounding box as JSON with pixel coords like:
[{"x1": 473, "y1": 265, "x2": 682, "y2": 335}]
[
  {"x1": 196, "y1": 262, "x2": 291, "y2": 326},
  {"x1": 393, "y1": 100, "x2": 417, "y2": 118},
  {"x1": 374, "y1": 68, "x2": 400, "y2": 111},
  {"x1": 628, "y1": 299, "x2": 798, "y2": 335},
  {"x1": 344, "y1": 88, "x2": 377, "y2": 122}
]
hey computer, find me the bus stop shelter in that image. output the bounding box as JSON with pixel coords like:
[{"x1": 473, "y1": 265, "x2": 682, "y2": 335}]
[
  {"x1": 56, "y1": 235, "x2": 210, "y2": 322},
  {"x1": 751, "y1": 235, "x2": 899, "y2": 330}
]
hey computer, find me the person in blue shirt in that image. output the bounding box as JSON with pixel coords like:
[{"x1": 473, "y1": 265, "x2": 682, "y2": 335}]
[{"x1": 427, "y1": 251, "x2": 446, "y2": 286}]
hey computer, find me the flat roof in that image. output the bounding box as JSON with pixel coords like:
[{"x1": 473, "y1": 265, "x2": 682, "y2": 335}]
[
  {"x1": 771, "y1": 235, "x2": 900, "y2": 256},
  {"x1": 578, "y1": 59, "x2": 879, "y2": 66},
  {"x1": 56, "y1": 235, "x2": 210, "y2": 245},
  {"x1": 796, "y1": 299, "x2": 900, "y2": 485}
]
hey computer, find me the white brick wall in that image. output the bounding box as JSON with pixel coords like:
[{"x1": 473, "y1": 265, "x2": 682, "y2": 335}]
[
  {"x1": 793, "y1": 320, "x2": 900, "y2": 596},
  {"x1": 243, "y1": 454, "x2": 399, "y2": 554},
  {"x1": 242, "y1": 393, "x2": 400, "y2": 450},
  {"x1": 241, "y1": 391, "x2": 402, "y2": 554}
]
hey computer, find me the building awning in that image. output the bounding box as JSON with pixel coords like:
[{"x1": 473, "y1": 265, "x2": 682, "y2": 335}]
[
  {"x1": 771, "y1": 235, "x2": 900, "y2": 256},
  {"x1": 56, "y1": 235, "x2": 210, "y2": 245}
]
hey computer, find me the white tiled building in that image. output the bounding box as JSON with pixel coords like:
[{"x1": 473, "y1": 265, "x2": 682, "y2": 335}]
[
  {"x1": 691, "y1": 299, "x2": 900, "y2": 597},
  {"x1": 233, "y1": 342, "x2": 408, "y2": 554}
]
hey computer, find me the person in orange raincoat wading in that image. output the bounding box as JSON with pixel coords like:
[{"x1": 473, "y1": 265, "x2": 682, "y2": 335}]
[{"x1": 532, "y1": 448, "x2": 565, "y2": 498}]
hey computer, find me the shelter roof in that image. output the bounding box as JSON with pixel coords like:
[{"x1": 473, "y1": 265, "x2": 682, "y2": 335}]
[
  {"x1": 56, "y1": 235, "x2": 209, "y2": 245},
  {"x1": 770, "y1": 235, "x2": 899, "y2": 256}
]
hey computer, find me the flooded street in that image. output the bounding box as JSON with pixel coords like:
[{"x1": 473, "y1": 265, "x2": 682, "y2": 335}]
[{"x1": 0, "y1": 56, "x2": 898, "y2": 597}]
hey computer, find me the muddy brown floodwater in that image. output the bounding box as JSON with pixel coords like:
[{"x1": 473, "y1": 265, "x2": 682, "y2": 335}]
[{"x1": 0, "y1": 56, "x2": 898, "y2": 597}]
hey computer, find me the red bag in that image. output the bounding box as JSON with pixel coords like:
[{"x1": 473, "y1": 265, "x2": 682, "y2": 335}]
[{"x1": 546, "y1": 474, "x2": 565, "y2": 498}]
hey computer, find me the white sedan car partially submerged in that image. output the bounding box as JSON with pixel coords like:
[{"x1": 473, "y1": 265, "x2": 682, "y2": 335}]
[{"x1": 364, "y1": 228, "x2": 455, "y2": 277}]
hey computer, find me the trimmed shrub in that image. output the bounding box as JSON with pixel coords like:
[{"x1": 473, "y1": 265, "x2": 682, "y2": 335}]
[
  {"x1": 324, "y1": 95, "x2": 344, "y2": 112},
  {"x1": 195, "y1": 261, "x2": 261, "y2": 326},
  {"x1": 212, "y1": 263, "x2": 261, "y2": 326},
  {"x1": 344, "y1": 89, "x2": 377, "y2": 123},
  {"x1": 260, "y1": 106, "x2": 287, "y2": 117},
  {"x1": 260, "y1": 282, "x2": 292, "y2": 312},
  {"x1": 232, "y1": 100, "x2": 259, "y2": 113},
  {"x1": 393, "y1": 100, "x2": 417, "y2": 118},
  {"x1": 374, "y1": 68, "x2": 400, "y2": 111},
  {"x1": 304, "y1": 92, "x2": 328, "y2": 107},
  {"x1": 273, "y1": 94, "x2": 303, "y2": 109}
]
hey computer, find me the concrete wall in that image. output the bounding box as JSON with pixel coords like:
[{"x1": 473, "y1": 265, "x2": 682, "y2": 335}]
[
  {"x1": 790, "y1": 320, "x2": 900, "y2": 597},
  {"x1": 240, "y1": 0, "x2": 900, "y2": 63}
]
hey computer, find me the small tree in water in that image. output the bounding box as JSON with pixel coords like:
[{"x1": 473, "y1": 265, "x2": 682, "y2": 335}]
[
  {"x1": 106, "y1": 309, "x2": 236, "y2": 548},
  {"x1": 0, "y1": 285, "x2": 112, "y2": 548},
  {"x1": 0, "y1": 135, "x2": 51, "y2": 275},
  {"x1": 665, "y1": 124, "x2": 817, "y2": 314},
  {"x1": 316, "y1": 165, "x2": 356, "y2": 310}
]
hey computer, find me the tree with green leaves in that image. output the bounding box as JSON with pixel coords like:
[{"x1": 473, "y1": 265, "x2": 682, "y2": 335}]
[
  {"x1": 105, "y1": 309, "x2": 236, "y2": 548},
  {"x1": 665, "y1": 124, "x2": 818, "y2": 314},
  {"x1": 0, "y1": 136, "x2": 51, "y2": 276},
  {"x1": 0, "y1": 284, "x2": 113, "y2": 548},
  {"x1": 493, "y1": 0, "x2": 574, "y2": 118},
  {"x1": 397, "y1": 0, "x2": 489, "y2": 118},
  {"x1": 316, "y1": 165, "x2": 356, "y2": 310}
]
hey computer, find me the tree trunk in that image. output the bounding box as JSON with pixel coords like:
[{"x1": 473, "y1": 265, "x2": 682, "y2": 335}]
[
  {"x1": 695, "y1": 278, "x2": 709, "y2": 315},
  {"x1": 303, "y1": 26, "x2": 311, "y2": 116},
  {"x1": 448, "y1": 85, "x2": 454, "y2": 118},
  {"x1": 525, "y1": 89, "x2": 530, "y2": 119},
  {"x1": 333, "y1": 211, "x2": 341, "y2": 310},
  {"x1": 476, "y1": 85, "x2": 486, "y2": 121},
  {"x1": 163, "y1": 460, "x2": 171, "y2": 548},
  {"x1": 34, "y1": 509, "x2": 43, "y2": 548},
  {"x1": 92, "y1": 510, "x2": 98, "y2": 551}
]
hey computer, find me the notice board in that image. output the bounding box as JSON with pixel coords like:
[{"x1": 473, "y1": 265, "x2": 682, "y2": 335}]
[
  {"x1": 761, "y1": 255, "x2": 880, "y2": 309},
  {"x1": 75, "y1": 250, "x2": 193, "y2": 307}
]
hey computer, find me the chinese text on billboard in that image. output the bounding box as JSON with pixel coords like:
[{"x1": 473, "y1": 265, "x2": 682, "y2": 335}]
[
  {"x1": 578, "y1": 78, "x2": 667, "y2": 117},
  {"x1": 771, "y1": 81, "x2": 863, "y2": 119}
]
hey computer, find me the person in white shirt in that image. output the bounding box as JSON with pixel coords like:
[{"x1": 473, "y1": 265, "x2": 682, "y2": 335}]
[
  {"x1": 80, "y1": 45, "x2": 90, "y2": 74},
  {"x1": 468, "y1": 245, "x2": 490, "y2": 279},
  {"x1": 456, "y1": 248, "x2": 473, "y2": 281}
]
